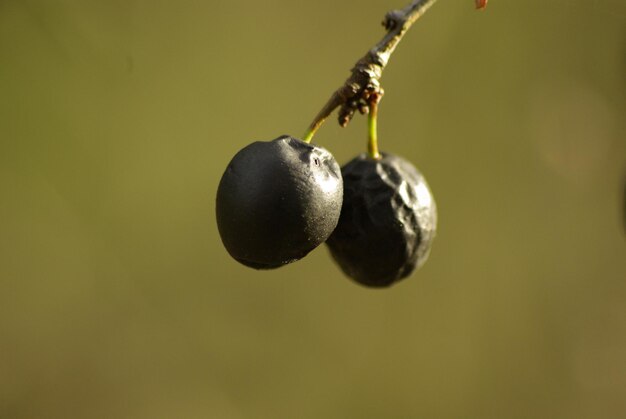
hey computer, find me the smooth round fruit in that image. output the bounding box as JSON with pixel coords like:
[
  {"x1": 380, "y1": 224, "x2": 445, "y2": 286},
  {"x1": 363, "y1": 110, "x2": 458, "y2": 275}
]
[
  {"x1": 326, "y1": 152, "x2": 437, "y2": 287},
  {"x1": 216, "y1": 135, "x2": 343, "y2": 269}
]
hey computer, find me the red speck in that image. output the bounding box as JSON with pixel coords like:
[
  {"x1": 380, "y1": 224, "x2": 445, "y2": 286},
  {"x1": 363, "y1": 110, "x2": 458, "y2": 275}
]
[{"x1": 475, "y1": 0, "x2": 488, "y2": 10}]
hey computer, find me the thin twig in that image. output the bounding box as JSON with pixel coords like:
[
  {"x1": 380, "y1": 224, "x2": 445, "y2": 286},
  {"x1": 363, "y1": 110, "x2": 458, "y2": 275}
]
[{"x1": 303, "y1": 0, "x2": 439, "y2": 142}]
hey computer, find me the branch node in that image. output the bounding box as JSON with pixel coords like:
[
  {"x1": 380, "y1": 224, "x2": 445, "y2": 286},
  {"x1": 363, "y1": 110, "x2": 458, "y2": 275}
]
[
  {"x1": 305, "y1": 0, "x2": 439, "y2": 139},
  {"x1": 382, "y1": 10, "x2": 404, "y2": 30}
]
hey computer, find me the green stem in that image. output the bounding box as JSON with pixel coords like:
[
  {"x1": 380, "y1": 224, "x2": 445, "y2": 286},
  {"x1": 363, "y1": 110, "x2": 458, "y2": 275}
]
[
  {"x1": 302, "y1": 112, "x2": 329, "y2": 143},
  {"x1": 302, "y1": 130, "x2": 314, "y2": 143},
  {"x1": 368, "y1": 99, "x2": 381, "y2": 159},
  {"x1": 302, "y1": 125, "x2": 317, "y2": 143}
]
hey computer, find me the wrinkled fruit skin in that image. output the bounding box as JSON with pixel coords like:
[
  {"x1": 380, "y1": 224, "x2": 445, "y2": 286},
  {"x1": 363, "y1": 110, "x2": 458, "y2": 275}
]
[
  {"x1": 326, "y1": 153, "x2": 437, "y2": 287},
  {"x1": 216, "y1": 135, "x2": 343, "y2": 269}
]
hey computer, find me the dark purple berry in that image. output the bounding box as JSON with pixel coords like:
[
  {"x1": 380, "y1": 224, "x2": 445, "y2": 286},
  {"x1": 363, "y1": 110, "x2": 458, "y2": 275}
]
[
  {"x1": 216, "y1": 135, "x2": 343, "y2": 269},
  {"x1": 326, "y1": 152, "x2": 437, "y2": 287}
]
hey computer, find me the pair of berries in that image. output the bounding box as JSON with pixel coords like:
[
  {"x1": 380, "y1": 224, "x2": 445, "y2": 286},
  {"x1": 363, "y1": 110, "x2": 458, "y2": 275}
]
[{"x1": 215, "y1": 135, "x2": 437, "y2": 287}]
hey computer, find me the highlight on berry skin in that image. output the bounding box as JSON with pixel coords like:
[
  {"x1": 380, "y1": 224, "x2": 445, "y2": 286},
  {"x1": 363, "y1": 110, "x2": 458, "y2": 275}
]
[{"x1": 475, "y1": 0, "x2": 488, "y2": 10}]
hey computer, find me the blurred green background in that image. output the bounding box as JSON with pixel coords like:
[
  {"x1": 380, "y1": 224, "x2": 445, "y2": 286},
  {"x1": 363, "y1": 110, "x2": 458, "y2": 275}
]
[{"x1": 1, "y1": 1, "x2": 625, "y2": 418}]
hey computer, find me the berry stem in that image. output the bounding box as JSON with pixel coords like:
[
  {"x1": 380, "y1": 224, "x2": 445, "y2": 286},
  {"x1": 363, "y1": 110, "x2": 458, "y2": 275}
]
[
  {"x1": 367, "y1": 93, "x2": 382, "y2": 160},
  {"x1": 303, "y1": 122, "x2": 322, "y2": 144}
]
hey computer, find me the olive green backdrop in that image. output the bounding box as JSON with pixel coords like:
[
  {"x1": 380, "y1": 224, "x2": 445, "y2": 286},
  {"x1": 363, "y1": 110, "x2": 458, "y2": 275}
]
[{"x1": 1, "y1": 1, "x2": 625, "y2": 418}]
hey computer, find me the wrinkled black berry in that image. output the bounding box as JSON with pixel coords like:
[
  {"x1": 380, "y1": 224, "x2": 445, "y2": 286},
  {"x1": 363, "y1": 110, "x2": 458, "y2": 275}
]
[
  {"x1": 216, "y1": 135, "x2": 343, "y2": 269},
  {"x1": 326, "y1": 153, "x2": 437, "y2": 287}
]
